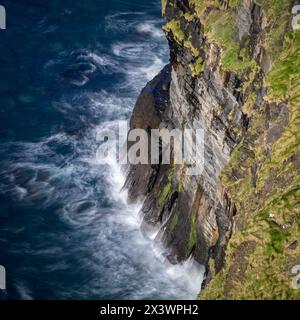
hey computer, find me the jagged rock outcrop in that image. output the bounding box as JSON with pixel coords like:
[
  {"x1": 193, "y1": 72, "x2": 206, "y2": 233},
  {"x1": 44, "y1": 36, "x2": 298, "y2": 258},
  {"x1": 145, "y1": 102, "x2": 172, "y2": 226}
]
[{"x1": 125, "y1": 0, "x2": 300, "y2": 299}]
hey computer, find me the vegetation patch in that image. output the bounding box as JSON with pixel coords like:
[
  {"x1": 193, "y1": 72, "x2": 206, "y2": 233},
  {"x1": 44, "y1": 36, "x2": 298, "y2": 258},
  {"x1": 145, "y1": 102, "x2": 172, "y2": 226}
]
[
  {"x1": 188, "y1": 213, "x2": 198, "y2": 251},
  {"x1": 189, "y1": 56, "x2": 205, "y2": 76},
  {"x1": 163, "y1": 18, "x2": 200, "y2": 57},
  {"x1": 158, "y1": 165, "x2": 176, "y2": 207},
  {"x1": 189, "y1": 0, "x2": 259, "y2": 77},
  {"x1": 265, "y1": 32, "x2": 300, "y2": 103},
  {"x1": 163, "y1": 19, "x2": 185, "y2": 43},
  {"x1": 158, "y1": 182, "x2": 172, "y2": 207},
  {"x1": 162, "y1": 0, "x2": 167, "y2": 16},
  {"x1": 187, "y1": 186, "x2": 202, "y2": 252}
]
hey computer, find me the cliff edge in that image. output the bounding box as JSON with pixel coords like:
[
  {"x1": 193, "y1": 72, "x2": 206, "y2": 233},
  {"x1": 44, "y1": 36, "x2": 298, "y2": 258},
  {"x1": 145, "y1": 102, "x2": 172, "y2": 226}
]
[{"x1": 125, "y1": 0, "x2": 300, "y2": 299}]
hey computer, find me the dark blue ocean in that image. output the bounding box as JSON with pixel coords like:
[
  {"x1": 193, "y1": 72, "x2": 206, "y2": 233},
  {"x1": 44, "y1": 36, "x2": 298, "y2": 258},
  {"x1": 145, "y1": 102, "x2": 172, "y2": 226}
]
[{"x1": 0, "y1": 0, "x2": 203, "y2": 299}]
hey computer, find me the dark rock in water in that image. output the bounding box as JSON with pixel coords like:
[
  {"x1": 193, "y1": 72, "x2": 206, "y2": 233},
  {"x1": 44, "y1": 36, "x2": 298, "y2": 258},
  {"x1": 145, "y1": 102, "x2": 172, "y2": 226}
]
[
  {"x1": 61, "y1": 70, "x2": 89, "y2": 86},
  {"x1": 61, "y1": 62, "x2": 96, "y2": 86},
  {"x1": 124, "y1": 64, "x2": 171, "y2": 203},
  {"x1": 129, "y1": 64, "x2": 171, "y2": 131}
]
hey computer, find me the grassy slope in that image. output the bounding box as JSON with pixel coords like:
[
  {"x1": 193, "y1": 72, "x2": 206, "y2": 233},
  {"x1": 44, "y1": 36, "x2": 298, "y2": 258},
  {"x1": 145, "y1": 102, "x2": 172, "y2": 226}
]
[{"x1": 189, "y1": 0, "x2": 300, "y2": 299}]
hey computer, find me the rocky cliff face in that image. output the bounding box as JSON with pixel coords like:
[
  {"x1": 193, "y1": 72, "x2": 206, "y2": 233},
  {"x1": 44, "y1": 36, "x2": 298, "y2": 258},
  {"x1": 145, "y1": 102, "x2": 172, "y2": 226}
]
[{"x1": 125, "y1": 0, "x2": 300, "y2": 299}]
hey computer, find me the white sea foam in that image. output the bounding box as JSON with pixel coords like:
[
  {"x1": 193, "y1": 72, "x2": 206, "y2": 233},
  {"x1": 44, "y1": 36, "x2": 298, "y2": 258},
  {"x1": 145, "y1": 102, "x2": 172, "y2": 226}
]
[
  {"x1": 126, "y1": 56, "x2": 165, "y2": 82},
  {"x1": 85, "y1": 52, "x2": 117, "y2": 67},
  {"x1": 112, "y1": 42, "x2": 152, "y2": 59},
  {"x1": 0, "y1": 9, "x2": 205, "y2": 299},
  {"x1": 104, "y1": 11, "x2": 145, "y2": 33},
  {"x1": 136, "y1": 21, "x2": 164, "y2": 38},
  {"x1": 15, "y1": 284, "x2": 33, "y2": 300},
  {"x1": 79, "y1": 51, "x2": 119, "y2": 74}
]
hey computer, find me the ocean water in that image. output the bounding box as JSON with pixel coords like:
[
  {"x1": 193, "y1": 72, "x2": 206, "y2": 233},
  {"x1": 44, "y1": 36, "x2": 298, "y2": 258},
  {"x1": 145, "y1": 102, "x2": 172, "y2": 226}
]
[{"x1": 0, "y1": 0, "x2": 204, "y2": 299}]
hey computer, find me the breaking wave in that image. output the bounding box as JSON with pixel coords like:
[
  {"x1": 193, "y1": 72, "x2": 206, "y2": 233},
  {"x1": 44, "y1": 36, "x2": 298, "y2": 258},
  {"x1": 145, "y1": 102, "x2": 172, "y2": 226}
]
[{"x1": 0, "y1": 2, "x2": 204, "y2": 300}]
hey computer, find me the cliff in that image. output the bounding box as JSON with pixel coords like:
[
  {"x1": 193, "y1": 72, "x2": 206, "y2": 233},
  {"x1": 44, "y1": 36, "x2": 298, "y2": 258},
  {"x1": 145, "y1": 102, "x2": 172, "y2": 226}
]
[{"x1": 125, "y1": 0, "x2": 300, "y2": 299}]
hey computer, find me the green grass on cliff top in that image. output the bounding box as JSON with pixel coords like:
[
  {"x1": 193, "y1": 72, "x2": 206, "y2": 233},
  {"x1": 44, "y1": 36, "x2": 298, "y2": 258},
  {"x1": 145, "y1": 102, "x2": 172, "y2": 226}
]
[
  {"x1": 188, "y1": 0, "x2": 295, "y2": 92},
  {"x1": 266, "y1": 31, "x2": 300, "y2": 103},
  {"x1": 189, "y1": 0, "x2": 258, "y2": 75}
]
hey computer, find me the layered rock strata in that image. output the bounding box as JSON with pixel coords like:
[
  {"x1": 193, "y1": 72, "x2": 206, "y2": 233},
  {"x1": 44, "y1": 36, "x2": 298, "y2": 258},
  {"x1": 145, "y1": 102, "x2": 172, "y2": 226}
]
[{"x1": 125, "y1": 0, "x2": 300, "y2": 299}]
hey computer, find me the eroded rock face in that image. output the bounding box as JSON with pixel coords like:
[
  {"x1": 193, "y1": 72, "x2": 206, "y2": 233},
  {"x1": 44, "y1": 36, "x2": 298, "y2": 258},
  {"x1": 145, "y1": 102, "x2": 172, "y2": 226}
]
[
  {"x1": 125, "y1": 0, "x2": 300, "y2": 299},
  {"x1": 124, "y1": 65, "x2": 171, "y2": 204},
  {"x1": 125, "y1": 0, "x2": 246, "y2": 268}
]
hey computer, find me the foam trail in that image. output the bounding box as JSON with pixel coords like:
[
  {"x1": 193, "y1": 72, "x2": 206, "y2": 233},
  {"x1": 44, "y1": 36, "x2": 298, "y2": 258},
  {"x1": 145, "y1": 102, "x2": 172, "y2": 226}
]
[
  {"x1": 0, "y1": 6, "x2": 204, "y2": 300},
  {"x1": 136, "y1": 21, "x2": 165, "y2": 38}
]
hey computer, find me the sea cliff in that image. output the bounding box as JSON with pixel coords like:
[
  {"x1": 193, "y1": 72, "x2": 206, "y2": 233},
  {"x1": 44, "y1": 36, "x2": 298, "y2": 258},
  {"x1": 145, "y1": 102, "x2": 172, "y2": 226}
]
[{"x1": 125, "y1": 0, "x2": 300, "y2": 299}]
